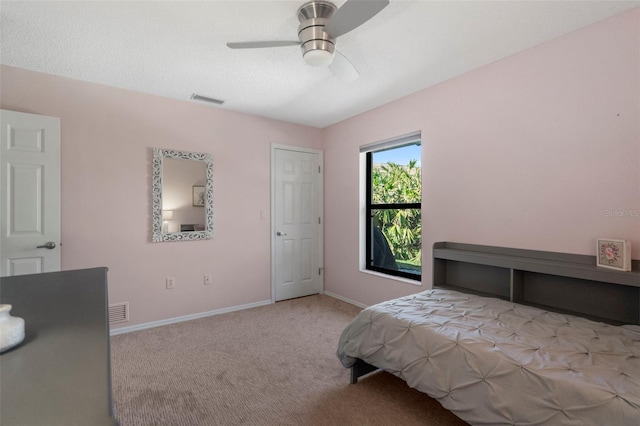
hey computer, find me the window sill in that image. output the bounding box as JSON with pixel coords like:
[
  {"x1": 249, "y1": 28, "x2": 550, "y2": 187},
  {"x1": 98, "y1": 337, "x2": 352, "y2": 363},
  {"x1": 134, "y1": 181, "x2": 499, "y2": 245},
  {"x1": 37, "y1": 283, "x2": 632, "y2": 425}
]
[{"x1": 359, "y1": 269, "x2": 423, "y2": 286}]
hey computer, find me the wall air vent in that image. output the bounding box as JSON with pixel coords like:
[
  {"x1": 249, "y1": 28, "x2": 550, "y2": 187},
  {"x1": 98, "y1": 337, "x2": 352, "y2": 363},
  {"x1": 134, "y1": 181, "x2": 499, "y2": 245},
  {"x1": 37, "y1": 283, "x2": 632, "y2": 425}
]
[
  {"x1": 190, "y1": 93, "x2": 225, "y2": 105},
  {"x1": 109, "y1": 302, "x2": 129, "y2": 324}
]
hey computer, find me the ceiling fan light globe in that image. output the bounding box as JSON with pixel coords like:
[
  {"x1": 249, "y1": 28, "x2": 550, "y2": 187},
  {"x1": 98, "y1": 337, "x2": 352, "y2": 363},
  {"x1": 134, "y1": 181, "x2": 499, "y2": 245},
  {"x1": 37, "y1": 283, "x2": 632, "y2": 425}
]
[{"x1": 304, "y1": 49, "x2": 334, "y2": 67}]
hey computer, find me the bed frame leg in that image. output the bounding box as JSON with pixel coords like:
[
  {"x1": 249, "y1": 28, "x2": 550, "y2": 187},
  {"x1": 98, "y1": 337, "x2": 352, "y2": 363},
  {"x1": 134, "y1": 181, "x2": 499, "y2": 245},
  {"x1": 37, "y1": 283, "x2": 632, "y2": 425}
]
[{"x1": 350, "y1": 359, "x2": 379, "y2": 384}]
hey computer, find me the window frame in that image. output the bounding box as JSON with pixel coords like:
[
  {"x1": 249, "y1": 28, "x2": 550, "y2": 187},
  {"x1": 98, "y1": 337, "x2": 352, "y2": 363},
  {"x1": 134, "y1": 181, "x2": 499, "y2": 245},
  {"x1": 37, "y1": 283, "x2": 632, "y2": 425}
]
[{"x1": 364, "y1": 141, "x2": 422, "y2": 281}]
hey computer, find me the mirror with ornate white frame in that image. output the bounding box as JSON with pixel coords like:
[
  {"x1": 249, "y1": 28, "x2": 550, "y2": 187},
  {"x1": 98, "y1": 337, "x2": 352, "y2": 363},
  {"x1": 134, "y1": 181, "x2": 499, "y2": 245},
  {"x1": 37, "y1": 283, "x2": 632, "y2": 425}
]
[{"x1": 152, "y1": 148, "x2": 213, "y2": 242}]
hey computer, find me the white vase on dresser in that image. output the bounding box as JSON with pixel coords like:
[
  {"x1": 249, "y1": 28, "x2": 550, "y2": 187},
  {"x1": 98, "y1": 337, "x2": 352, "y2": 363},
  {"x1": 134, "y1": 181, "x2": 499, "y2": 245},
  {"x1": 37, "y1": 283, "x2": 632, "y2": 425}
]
[{"x1": 0, "y1": 304, "x2": 25, "y2": 353}]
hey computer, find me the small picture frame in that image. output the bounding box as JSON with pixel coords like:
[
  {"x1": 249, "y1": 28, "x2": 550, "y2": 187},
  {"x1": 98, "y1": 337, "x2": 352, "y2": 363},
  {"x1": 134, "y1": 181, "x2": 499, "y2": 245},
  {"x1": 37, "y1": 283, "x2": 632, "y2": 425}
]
[
  {"x1": 192, "y1": 186, "x2": 205, "y2": 207},
  {"x1": 596, "y1": 238, "x2": 631, "y2": 271}
]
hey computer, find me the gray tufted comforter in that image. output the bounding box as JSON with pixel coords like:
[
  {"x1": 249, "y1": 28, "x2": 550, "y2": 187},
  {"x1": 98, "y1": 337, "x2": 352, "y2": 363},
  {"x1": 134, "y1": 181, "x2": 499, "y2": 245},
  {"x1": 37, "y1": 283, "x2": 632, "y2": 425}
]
[{"x1": 337, "y1": 289, "x2": 640, "y2": 425}]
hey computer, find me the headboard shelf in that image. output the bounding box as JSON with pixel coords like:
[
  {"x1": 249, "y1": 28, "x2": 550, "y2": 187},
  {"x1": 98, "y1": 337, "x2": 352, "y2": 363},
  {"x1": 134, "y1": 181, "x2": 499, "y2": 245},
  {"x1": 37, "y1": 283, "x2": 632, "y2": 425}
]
[
  {"x1": 434, "y1": 283, "x2": 510, "y2": 301},
  {"x1": 433, "y1": 242, "x2": 640, "y2": 325}
]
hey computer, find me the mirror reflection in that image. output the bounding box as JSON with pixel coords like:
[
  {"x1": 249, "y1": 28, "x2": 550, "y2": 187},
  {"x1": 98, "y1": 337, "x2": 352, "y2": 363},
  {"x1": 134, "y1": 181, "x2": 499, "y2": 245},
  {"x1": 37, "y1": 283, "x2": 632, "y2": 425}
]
[
  {"x1": 152, "y1": 148, "x2": 213, "y2": 242},
  {"x1": 162, "y1": 158, "x2": 206, "y2": 233}
]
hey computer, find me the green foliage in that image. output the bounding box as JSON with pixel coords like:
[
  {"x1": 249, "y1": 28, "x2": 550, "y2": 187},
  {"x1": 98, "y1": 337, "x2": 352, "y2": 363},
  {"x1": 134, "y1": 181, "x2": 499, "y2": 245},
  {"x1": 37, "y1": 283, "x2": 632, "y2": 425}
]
[{"x1": 372, "y1": 160, "x2": 421, "y2": 266}]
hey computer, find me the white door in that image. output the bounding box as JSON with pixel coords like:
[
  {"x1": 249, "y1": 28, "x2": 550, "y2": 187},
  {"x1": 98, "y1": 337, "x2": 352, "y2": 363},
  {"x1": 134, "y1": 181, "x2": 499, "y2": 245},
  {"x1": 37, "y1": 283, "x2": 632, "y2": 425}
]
[
  {"x1": 272, "y1": 146, "x2": 323, "y2": 301},
  {"x1": 0, "y1": 109, "x2": 61, "y2": 276}
]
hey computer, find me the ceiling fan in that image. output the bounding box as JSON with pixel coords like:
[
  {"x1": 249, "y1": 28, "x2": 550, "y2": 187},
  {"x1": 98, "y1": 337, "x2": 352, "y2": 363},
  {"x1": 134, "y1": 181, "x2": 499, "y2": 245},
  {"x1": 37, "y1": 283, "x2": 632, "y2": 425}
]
[{"x1": 226, "y1": 0, "x2": 389, "y2": 82}]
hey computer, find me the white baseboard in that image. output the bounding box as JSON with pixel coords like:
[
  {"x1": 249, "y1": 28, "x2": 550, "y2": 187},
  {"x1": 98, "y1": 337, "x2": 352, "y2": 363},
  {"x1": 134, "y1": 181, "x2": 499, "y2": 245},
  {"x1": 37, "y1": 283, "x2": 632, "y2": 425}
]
[
  {"x1": 324, "y1": 291, "x2": 368, "y2": 309},
  {"x1": 109, "y1": 299, "x2": 272, "y2": 336}
]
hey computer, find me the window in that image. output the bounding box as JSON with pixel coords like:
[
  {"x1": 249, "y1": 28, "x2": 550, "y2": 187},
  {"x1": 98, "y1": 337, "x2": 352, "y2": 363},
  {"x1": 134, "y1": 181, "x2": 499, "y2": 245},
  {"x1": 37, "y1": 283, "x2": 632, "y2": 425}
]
[{"x1": 363, "y1": 133, "x2": 421, "y2": 280}]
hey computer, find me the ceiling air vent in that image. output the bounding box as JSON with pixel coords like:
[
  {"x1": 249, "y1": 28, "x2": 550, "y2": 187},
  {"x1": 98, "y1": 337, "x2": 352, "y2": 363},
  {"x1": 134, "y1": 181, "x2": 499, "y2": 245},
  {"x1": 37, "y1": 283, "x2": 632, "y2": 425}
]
[
  {"x1": 190, "y1": 93, "x2": 225, "y2": 105},
  {"x1": 109, "y1": 302, "x2": 129, "y2": 325}
]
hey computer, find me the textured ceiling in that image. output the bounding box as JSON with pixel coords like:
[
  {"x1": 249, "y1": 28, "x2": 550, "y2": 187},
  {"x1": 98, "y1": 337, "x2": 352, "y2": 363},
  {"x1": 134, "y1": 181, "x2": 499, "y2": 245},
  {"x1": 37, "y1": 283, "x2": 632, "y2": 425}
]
[{"x1": 1, "y1": 1, "x2": 638, "y2": 128}]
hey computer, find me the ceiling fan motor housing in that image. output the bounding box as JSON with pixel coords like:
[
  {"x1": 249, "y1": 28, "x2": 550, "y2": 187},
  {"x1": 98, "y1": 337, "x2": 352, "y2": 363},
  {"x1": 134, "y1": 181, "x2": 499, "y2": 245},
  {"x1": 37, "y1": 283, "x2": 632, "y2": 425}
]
[{"x1": 297, "y1": 1, "x2": 337, "y2": 66}]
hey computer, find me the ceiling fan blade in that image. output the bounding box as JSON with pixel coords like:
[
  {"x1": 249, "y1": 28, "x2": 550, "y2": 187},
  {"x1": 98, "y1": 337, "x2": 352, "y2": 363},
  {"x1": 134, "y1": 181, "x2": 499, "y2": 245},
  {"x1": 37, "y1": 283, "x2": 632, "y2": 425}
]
[
  {"x1": 226, "y1": 41, "x2": 300, "y2": 49},
  {"x1": 324, "y1": 0, "x2": 389, "y2": 38},
  {"x1": 329, "y1": 50, "x2": 359, "y2": 83}
]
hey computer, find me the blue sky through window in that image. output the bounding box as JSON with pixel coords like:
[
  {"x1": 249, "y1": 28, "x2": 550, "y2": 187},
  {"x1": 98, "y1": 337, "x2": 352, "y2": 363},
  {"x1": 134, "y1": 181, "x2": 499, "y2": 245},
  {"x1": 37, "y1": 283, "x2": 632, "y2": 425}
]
[{"x1": 373, "y1": 144, "x2": 421, "y2": 166}]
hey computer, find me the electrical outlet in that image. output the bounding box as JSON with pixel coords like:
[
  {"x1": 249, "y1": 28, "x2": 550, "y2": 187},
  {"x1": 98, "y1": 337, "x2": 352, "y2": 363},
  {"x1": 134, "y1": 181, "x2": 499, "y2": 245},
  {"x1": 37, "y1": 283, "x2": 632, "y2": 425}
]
[
  {"x1": 204, "y1": 274, "x2": 212, "y2": 285},
  {"x1": 166, "y1": 276, "x2": 175, "y2": 289}
]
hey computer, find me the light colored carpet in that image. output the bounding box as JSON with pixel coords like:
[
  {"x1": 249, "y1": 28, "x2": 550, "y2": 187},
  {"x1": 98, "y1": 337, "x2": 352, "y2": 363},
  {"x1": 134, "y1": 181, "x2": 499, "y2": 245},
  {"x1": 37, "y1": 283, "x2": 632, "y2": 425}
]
[{"x1": 110, "y1": 294, "x2": 467, "y2": 425}]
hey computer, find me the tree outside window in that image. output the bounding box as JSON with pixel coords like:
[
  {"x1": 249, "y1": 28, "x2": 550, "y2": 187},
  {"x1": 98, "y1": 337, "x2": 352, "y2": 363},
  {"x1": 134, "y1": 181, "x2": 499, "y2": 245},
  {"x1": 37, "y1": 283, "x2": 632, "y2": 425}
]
[{"x1": 366, "y1": 143, "x2": 421, "y2": 280}]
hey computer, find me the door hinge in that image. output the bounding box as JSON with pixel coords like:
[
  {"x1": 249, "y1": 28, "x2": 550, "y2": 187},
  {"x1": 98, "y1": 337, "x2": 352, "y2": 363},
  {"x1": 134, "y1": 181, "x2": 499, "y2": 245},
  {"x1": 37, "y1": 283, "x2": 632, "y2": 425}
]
[
  {"x1": 318, "y1": 165, "x2": 321, "y2": 173},
  {"x1": 318, "y1": 217, "x2": 321, "y2": 224},
  {"x1": 318, "y1": 268, "x2": 323, "y2": 275}
]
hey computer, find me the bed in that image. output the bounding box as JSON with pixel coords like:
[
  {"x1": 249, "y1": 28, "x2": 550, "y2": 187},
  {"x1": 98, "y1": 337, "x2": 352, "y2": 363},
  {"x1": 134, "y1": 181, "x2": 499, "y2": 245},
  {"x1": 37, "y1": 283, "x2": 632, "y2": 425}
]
[{"x1": 337, "y1": 243, "x2": 640, "y2": 425}]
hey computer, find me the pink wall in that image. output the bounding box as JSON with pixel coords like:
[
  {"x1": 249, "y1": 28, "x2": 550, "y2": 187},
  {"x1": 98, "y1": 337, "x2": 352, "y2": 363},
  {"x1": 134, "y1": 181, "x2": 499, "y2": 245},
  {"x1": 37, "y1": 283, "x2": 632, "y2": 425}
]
[
  {"x1": 0, "y1": 66, "x2": 322, "y2": 328},
  {"x1": 322, "y1": 9, "x2": 640, "y2": 306},
  {"x1": 1, "y1": 8, "x2": 638, "y2": 323}
]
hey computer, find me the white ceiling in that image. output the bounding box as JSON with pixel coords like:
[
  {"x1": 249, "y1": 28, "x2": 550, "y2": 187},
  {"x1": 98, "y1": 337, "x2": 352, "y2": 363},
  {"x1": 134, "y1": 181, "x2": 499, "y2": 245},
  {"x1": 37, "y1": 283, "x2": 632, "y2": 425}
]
[{"x1": 1, "y1": 1, "x2": 638, "y2": 128}]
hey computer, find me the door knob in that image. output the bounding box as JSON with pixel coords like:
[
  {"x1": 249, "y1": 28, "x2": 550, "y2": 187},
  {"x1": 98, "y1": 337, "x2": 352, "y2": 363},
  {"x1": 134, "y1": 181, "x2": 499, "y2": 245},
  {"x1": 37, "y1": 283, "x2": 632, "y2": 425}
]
[
  {"x1": 276, "y1": 231, "x2": 287, "y2": 236},
  {"x1": 36, "y1": 241, "x2": 57, "y2": 249}
]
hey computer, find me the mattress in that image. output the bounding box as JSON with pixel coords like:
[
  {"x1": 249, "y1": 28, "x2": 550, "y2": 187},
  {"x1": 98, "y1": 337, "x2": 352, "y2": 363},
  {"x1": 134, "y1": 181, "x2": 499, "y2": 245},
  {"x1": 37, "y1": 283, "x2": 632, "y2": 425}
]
[{"x1": 337, "y1": 289, "x2": 640, "y2": 425}]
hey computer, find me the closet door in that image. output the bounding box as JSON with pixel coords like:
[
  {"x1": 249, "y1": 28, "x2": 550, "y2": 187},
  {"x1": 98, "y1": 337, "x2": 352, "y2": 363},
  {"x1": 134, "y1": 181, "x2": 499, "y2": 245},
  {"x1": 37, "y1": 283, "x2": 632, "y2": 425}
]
[
  {"x1": 0, "y1": 109, "x2": 61, "y2": 276},
  {"x1": 272, "y1": 147, "x2": 323, "y2": 301}
]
